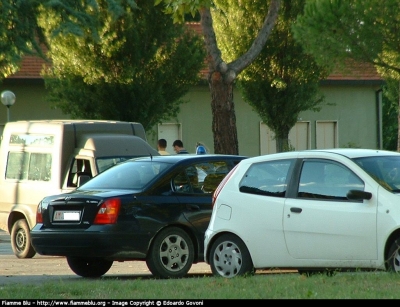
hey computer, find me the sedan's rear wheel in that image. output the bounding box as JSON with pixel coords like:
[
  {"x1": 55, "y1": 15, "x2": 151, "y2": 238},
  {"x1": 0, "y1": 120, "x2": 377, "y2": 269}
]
[
  {"x1": 67, "y1": 257, "x2": 113, "y2": 277},
  {"x1": 387, "y1": 239, "x2": 400, "y2": 273},
  {"x1": 209, "y1": 234, "x2": 254, "y2": 278},
  {"x1": 146, "y1": 227, "x2": 194, "y2": 279},
  {"x1": 11, "y1": 219, "x2": 36, "y2": 259}
]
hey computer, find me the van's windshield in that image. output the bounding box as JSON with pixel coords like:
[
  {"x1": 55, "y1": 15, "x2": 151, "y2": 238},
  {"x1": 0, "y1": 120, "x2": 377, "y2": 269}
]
[{"x1": 96, "y1": 156, "x2": 138, "y2": 173}]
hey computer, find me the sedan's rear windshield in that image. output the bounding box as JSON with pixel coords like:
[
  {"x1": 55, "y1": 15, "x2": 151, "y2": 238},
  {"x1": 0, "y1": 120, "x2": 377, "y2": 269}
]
[{"x1": 79, "y1": 161, "x2": 172, "y2": 189}]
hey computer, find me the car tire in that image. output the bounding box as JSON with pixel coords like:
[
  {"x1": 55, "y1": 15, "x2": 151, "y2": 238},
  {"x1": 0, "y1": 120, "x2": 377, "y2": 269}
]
[
  {"x1": 209, "y1": 233, "x2": 254, "y2": 278},
  {"x1": 67, "y1": 257, "x2": 113, "y2": 277},
  {"x1": 11, "y1": 219, "x2": 36, "y2": 259},
  {"x1": 146, "y1": 227, "x2": 194, "y2": 279},
  {"x1": 387, "y1": 239, "x2": 400, "y2": 273}
]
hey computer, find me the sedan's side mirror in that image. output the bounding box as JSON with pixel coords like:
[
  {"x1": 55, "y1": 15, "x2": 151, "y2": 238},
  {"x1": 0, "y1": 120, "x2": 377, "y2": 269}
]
[{"x1": 346, "y1": 189, "x2": 372, "y2": 201}]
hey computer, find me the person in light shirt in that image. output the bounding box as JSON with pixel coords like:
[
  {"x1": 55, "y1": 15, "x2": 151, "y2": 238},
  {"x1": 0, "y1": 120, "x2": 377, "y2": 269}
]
[{"x1": 157, "y1": 139, "x2": 170, "y2": 155}]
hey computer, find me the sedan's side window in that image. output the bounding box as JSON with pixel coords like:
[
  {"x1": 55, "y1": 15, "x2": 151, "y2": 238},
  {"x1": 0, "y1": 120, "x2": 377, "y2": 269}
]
[
  {"x1": 173, "y1": 161, "x2": 231, "y2": 194},
  {"x1": 239, "y1": 159, "x2": 293, "y2": 197},
  {"x1": 298, "y1": 160, "x2": 364, "y2": 200},
  {"x1": 173, "y1": 171, "x2": 191, "y2": 193},
  {"x1": 173, "y1": 165, "x2": 204, "y2": 194}
]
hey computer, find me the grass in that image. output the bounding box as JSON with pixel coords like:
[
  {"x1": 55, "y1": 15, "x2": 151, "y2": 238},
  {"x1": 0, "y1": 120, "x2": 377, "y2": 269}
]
[{"x1": 1, "y1": 270, "x2": 400, "y2": 299}]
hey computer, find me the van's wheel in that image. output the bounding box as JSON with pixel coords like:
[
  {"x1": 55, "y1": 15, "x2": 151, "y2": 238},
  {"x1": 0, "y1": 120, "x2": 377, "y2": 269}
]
[
  {"x1": 146, "y1": 227, "x2": 194, "y2": 279},
  {"x1": 11, "y1": 219, "x2": 36, "y2": 259},
  {"x1": 67, "y1": 257, "x2": 113, "y2": 277}
]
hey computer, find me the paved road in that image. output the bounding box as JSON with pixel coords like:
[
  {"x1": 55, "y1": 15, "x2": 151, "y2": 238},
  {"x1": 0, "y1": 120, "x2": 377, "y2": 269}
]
[{"x1": 0, "y1": 230, "x2": 212, "y2": 285}]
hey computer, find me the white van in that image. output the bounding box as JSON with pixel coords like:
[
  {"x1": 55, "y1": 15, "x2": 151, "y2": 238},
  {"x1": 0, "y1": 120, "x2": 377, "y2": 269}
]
[{"x1": 0, "y1": 120, "x2": 159, "y2": 258}]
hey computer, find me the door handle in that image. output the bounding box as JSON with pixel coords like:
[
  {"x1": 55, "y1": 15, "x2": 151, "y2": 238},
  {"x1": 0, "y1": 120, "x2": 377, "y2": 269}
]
[{"x1": 186, "y1": 204, "x2": 200, "y2": 211}]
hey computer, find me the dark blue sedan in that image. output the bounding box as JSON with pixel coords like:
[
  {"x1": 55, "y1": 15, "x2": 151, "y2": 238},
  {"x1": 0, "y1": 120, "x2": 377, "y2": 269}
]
[{"x1": 31, "y1": 154, "x2": 247, "y2": 279}]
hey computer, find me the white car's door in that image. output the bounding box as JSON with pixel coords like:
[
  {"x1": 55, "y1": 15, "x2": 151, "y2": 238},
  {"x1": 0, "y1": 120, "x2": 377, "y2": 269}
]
[{"x1": 283, "y1": 159, "x2": 378, "y2": 262}]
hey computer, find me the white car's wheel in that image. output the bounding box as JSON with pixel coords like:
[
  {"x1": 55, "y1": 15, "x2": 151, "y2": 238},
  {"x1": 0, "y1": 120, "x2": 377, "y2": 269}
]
[
  {"x1": 387, "y1": 239, "x2": 400, "y2": 272},
  {"x1": 209, "y1": 234, "x2": 254, "y2": 278}
]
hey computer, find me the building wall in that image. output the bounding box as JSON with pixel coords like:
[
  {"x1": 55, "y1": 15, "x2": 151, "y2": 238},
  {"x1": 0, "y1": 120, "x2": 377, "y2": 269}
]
[
  {"x1": 1, "y1": 81, "x2": 381, "y2": 157},
  {"x1": 147, "y1": 83, "x2": 381, "y2": 157},
  {"x1": 0, "y1": 80, "x2": 69, "y2": 124}
]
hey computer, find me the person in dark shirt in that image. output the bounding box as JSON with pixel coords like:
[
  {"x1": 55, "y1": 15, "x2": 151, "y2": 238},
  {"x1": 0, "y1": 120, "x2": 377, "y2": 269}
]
[{"x1": 172, "y1": 140, "x2": 189, "y2": 154}]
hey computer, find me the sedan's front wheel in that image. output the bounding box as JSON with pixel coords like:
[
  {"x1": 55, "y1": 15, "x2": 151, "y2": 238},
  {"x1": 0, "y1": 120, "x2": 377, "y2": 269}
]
[
  {"x1": 146, "y1": 227, "x2": 194, "y2": 279},
  {"x1": 209, "y1": 234, "x2": 254, "y2": 278},
  {"x1": 67, "y1": 257, "x2": 113, "y2": 277},
  {"x1": 387, "y1": 239, "x2": 400, "y2": 272}
]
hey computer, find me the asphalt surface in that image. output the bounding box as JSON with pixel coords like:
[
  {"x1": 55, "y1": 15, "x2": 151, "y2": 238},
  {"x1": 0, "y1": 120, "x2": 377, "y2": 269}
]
[{"x1": 0, "y1": 230, "x2": 212, "y2": 285}]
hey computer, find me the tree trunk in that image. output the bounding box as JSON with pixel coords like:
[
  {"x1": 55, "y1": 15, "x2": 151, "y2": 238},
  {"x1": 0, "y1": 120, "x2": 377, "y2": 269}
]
[
  {"x1": 275, "y1": 128, "x2": 291, "y2": 152},
  {"x1": 199, "y1": 2, "x2": 280, "y2": 155},
  {"x1": 398, "y1": 80, "x2": 400, "y2": 152},
  {"x1": 209, "y1": 71, "x2": 239, "y2": 155},
  {"x1": 275, "y1": 136, "x2": 290, "y2": 153}
]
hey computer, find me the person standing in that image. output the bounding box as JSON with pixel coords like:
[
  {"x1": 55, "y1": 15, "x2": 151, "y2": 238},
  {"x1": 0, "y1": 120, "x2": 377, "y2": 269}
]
[
  {"x1": 172, "y1": 140, "x2": 189, "y2": 154},
  {"x1": 157, "y1": 139, "x2": 170, "y2": 155}
]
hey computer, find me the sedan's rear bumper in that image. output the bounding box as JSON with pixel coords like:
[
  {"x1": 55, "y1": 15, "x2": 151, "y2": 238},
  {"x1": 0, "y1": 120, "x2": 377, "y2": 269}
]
[{"x1": 30, "y1": 224, "x2": 148, "y2": 260}]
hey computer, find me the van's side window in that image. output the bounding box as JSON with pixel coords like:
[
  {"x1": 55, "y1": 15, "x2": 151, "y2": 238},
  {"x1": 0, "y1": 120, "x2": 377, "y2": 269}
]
[{"x1": 6, "y1": 152, "x2": 52, "y2": 181}]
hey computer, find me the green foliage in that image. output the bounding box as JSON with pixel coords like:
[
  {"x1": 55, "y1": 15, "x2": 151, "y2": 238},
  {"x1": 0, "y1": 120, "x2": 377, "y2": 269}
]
[
  {"x1": 0, "y1": 0, "x2": 48, "y2": 78},
  {"x1": 292, "y1": 0, "x2": 400, "y2": 79},
  {"x1": 0, "y1": 0, "x2": 137, "y2": 81},
  {"x1": 212, "y1": 0, "x2": 329, "y2": 152},
  {"x1": 382, "y1": 79, "x2": 399, "y2": 151},
  {"x1": 0, "y1": 0, "x2": 137, "y2": 80},
  {"x1": 41, "y1": 0, "x2": 206, "y2": 130},
  {"x1": 155, "y1": 0, "x2": 211, "y2": 23},
  {"x1": 293, "y1": 0, "x2": 400, "y2": 151}
]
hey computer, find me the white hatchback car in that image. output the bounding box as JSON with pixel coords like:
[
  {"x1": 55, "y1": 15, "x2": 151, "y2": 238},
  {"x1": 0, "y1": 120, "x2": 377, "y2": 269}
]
[{"x1": 204, "y1": 149, "x2": 400, "y2": 277}]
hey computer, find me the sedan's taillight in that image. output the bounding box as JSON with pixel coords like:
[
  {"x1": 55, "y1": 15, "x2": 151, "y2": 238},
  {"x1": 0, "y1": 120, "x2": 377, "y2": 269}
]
[
  {"x1": 212, "y1": 164, "x2": 239, "y2": 208},
  {"x1": 94, "y1": 198, "x2": 121, "y2": 224},
  {"x1": 36, "y1": 204, "x2": 43, "y2": 224}
]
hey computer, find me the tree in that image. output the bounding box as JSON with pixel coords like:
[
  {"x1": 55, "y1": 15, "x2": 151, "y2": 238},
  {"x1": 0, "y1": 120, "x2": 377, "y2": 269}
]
[
  {"x1": 292, "y1": 0, "x2": 400, "y2": 150},
  {"x1": 0, "y1": 0, "x2": 137, "y2": 80},
  {"x1": 0, "y1": 0, "x2": 46, "y2": 79},
  {"x1": 382, "y1": 79, "x2": 399, "y2": 150},
  {"x1": 212, "y1": 0, "x2": 329, "y2": 152},
  {"x1": 2, "y1": 0, "x2": 281, "y2": 153},
  {"x1": 38, "y1": 0, "x2": 206, "y2": 130},
  {"x1": 157, "y1": 0, "x2": 281, "y2": 154}
]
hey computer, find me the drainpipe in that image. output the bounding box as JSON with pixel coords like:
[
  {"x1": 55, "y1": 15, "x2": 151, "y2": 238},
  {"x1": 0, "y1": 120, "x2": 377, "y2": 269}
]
[{"x1": 377, "y1": 89, "x2": 383, "y2": 150}]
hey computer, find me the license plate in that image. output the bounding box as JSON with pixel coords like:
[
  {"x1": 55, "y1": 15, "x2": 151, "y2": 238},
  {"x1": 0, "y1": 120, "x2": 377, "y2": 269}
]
[{"x1": 53, "y1": 211, "x2": 80, "y2": 221}]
